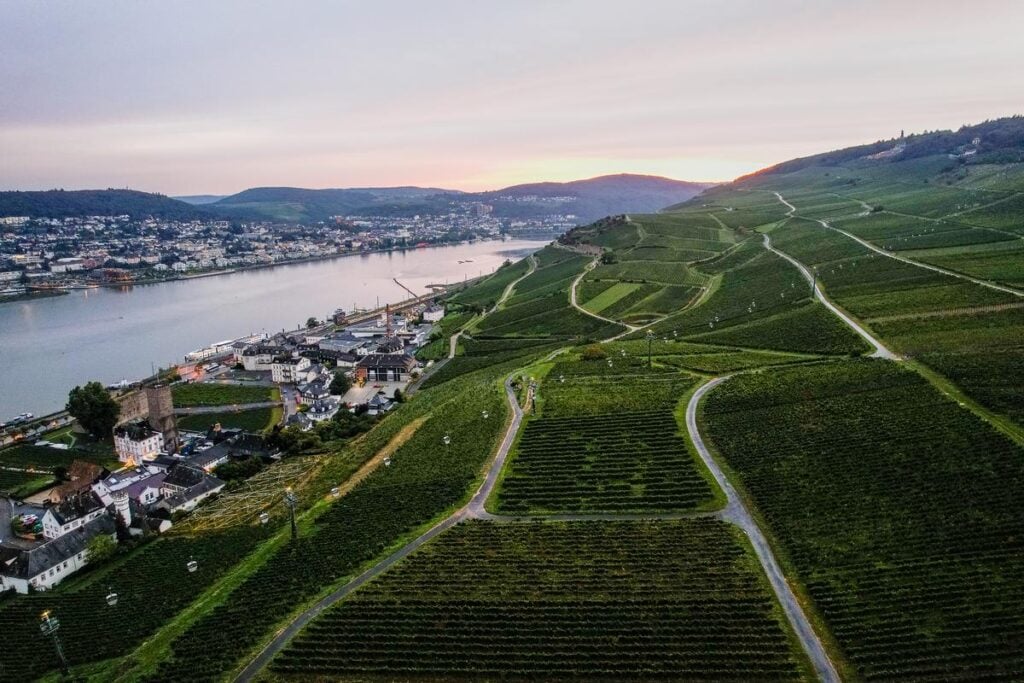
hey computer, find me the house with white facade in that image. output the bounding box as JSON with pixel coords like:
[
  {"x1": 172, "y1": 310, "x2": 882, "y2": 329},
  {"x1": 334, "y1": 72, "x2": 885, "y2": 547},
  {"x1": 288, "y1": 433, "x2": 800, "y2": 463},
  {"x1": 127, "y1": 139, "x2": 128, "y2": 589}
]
[
  {"x1": 272, "y1": 355, "x2": 311, "y2": 384},
  {"x1": 0, "y1": 516, "x2": 116, "y2": 594},
  {"x1": 40, "y1": 492, "x2": 107, "y2": 540},
  {"x1": 114, "y1": 420, "x2": 165, "y2": 464}
]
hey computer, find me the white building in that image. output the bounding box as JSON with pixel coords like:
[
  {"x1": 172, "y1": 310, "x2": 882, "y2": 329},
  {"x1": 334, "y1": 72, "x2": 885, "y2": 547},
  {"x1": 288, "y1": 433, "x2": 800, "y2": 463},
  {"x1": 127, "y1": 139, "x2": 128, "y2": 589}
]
[
  {"x1": 422, "y1": 304, "x2": 445, "y2": 322},
  {"x1": 40, "y1": 492, "x2": 107, "y2": 540},
  {"x1": 272, "y1": 355, "x2": 311, "y2": 383},
  {"x1": 0, "y1": 516, "x2": 116, "y2": 593},
  {"x1": 114, "y1": 421, "x2": 165, "y2": 464}
]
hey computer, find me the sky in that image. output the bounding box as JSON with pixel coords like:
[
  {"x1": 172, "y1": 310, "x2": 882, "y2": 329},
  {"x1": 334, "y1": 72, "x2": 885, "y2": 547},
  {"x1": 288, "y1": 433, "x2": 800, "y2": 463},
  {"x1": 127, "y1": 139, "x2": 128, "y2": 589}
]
[{"x1": 2, "y1": 0, "x2": 1023, "y2": 194}]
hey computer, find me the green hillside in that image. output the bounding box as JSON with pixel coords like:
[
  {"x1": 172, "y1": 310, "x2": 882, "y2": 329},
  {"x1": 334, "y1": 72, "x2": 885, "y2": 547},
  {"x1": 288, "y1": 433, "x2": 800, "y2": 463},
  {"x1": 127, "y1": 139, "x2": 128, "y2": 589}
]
[{"x1": 4, "y1": 117, "x2": 1024, "y2": 683}]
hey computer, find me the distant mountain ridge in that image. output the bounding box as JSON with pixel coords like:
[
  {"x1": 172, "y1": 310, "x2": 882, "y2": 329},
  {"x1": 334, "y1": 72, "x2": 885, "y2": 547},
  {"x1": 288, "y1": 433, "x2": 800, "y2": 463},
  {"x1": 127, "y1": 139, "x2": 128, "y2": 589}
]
[
  {"x1": 1, "y1": 174, "x2": 715, "y2": 223},
  {"x1": 211, "y1": 174, "x2": 714, "y2": 222},
  {"x1": 0, "y1": 189, "x2": 221, "y2": 220}
]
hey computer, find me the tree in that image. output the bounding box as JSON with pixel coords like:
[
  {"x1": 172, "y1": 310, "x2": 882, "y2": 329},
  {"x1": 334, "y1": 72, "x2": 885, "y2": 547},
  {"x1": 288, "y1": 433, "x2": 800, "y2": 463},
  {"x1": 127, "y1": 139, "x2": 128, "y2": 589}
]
[
  {"x1": 86, "y1": 534, "x2": 117, "y2": 564},
  {"x1": 581, "y1": 344, "x2": 607, "y2": 361},
  {"x1": 306, "y1": 316, "x2": 319, "y2": 328},
  {"x1": 393, "y1": 388, "x2": 404, "y2": 403},
  {"x1": 329, "y1": 370, "x2": 351, "y2": 396},
  {"x1": 66, "y1": 381, "x2": 120, "y2": 438},
  {"x1": 600, "y1": 250, "x2": 618, "y2": 264}
]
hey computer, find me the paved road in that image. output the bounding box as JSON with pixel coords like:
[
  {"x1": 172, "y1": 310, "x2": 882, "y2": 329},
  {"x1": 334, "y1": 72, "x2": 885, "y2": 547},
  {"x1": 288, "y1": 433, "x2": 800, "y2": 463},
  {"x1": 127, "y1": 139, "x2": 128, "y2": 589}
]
[
  {"x1": 687, "y1": 377, "x2": 840, "y2": 683},
  {"x1": 173, "y1": 401, "x2": 281, "y2": 415},
  {"x1": 762, "y1": 233, "x2": 899, "y2": 360},
  {"x1": 776, "y1": 192, "x2": 1023, "y2": 298}
]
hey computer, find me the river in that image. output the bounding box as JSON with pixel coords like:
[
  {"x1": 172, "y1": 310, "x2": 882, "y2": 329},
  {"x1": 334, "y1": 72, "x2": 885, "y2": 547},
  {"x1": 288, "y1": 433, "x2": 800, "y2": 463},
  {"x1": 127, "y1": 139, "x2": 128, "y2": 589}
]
[{"x1": 0, "y1": 238, "x2": 549, "y2": 420}]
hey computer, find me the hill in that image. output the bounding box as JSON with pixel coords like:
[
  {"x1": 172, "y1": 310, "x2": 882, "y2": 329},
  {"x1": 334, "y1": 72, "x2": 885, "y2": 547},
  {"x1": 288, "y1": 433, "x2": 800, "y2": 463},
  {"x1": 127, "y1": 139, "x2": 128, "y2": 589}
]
[
  {"x1": 211, "y1": 174, "x2": 713, "y2": 222},
  {"x1": 174, "y1": 194, "x2": 227, "y2": 205},
  {"x1": 477, "y1": 173, "x2": 713, "y2": 221},
  {"x1": 1, "y1": 175, "x2": 713, "y2": 224},
  {"x1": 211, "y1": 186, "x2": 461, "y2": 222},
  {"x1": 0, "y1": 189, "x2": 222, "y2": 220}
]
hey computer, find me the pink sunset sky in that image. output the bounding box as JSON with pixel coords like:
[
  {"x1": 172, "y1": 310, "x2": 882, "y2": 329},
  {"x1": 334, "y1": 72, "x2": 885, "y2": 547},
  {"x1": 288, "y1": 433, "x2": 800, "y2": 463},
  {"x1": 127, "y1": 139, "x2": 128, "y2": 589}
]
[{"x1": 2, "y1": 0, "x2": 1023, "y2": 194}]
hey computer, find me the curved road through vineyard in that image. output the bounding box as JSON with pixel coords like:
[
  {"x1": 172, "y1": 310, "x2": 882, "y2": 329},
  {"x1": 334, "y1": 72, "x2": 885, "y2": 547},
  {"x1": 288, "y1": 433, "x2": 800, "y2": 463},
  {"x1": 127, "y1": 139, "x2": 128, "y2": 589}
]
[{"x1": 236, "y1": 249, "x2": 842, "y2": 683}]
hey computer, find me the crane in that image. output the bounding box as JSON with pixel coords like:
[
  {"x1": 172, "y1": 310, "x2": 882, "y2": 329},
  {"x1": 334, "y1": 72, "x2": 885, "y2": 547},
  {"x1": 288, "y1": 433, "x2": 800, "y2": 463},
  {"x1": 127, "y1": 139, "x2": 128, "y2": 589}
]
[{"x1": 393, "y1": 278, "x2": 419, "y2": 300}]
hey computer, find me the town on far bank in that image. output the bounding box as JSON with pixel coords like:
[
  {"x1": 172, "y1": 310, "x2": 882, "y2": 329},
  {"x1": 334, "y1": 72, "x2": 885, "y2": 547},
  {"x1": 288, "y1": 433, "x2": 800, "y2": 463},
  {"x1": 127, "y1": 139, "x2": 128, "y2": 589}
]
[
  {"x1": 0, "y1": 202, "x2": 573, "y2": 299},
  {"x1": 0, "y1": 285, "x2": 460, "y2": 594}
]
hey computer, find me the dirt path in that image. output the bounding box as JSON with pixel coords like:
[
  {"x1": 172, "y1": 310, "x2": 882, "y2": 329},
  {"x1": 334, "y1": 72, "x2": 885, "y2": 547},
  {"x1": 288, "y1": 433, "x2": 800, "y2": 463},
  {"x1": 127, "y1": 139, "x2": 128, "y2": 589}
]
[
  {"x1": 569, "y1": 257, "x2": 635, "y2": 331},
  {"x1": 331, "y1": 417, "x2": 428, "y2": 498},
  {"x1": 762, "y1": 232, "x2": 899, "y2": 360},
  {"x1": 686, "y1": 377, "x2": 840, "y2": 682},
  {"x1": 776, "y1": 192, "x2": 1024, "y2": 298}
]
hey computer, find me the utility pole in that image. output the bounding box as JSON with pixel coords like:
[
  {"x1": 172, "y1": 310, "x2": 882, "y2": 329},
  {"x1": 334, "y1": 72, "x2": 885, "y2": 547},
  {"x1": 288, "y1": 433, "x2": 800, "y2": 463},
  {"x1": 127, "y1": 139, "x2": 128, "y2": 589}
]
[
  {"x1": 812, "y1": 266, "x2": 819, "y2": 300},
  {"x1": 39, "y1": 611, "x2": 69, "y2": 676},
  {"x1": 646, "y1": 330, "x2": 655, "y2": 368},
  {"x1": 284, "y1": 487, "x2": 298, "y2": 540}
]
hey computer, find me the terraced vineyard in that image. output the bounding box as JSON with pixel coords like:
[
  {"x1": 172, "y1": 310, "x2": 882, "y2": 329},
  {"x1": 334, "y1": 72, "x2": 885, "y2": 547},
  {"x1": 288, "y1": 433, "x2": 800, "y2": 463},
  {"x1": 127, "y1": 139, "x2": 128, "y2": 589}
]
[
  {"x1": 702, "y1": 360, "x2": 1024, "y2": 680},
  {"x1": 144, "y1": 368, "x2": 516, "y2": 682},
  {"x1": 0, "y1": 529, "x2": 262, "y2": 681},
  {"x1": 496, "y1": 410, "x2": 713, "y2": 514},
  {"x1": 270, "y1": 520, "x2": 811, "y2": 681}
]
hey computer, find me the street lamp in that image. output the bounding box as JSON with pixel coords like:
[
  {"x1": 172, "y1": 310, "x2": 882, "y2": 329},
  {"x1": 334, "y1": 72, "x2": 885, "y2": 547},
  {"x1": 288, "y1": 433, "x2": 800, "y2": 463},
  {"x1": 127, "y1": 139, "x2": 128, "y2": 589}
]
[
  {"x1": 39, "y1": 610, "x2": 69, "y2": 676},
  {"x1": 284, "y1": 486, "x2": 299, "y2": 540}
]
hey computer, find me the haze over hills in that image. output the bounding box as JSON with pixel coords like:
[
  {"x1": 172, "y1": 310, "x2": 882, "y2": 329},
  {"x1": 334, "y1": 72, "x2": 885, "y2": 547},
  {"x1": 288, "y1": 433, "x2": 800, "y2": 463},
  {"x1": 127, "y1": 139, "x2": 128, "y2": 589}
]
[
  {"x1": 208, "y1": 174, "x2": 714, "y2": 222},
  {"x1": 0, "y1": 174, "x2": 713, "y2": 223}
]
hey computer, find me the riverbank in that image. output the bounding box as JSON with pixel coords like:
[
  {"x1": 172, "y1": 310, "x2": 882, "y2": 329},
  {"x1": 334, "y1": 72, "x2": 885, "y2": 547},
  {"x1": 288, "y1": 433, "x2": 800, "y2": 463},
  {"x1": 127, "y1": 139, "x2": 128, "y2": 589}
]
[
  {"x1": 0, "y1": 238, "x2": 550, "y2": 419},
  {"x1": 68, "y1": 235, "x2": 555, "y2": 294}
]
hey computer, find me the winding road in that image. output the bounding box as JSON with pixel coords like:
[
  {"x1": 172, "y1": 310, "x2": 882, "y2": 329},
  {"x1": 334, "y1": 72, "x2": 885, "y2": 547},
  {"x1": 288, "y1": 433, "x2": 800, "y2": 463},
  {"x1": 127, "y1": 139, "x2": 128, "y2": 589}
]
[
  {"x1": 236, "y1": 377, "x2": 524, "y2": 683},
  {"x1": 234, "y1": 247, "x2": 842, "y2": 682},
  {"x1": 762, "y1": 233, "x2": 898, "y2": 360},
  {"x1": 775, "y1": 192, "x2": 1023, "y2": 298},
  {"x1": 569, "y1": 257, "x2": 636, "y2": 333},
  {"x1": 687, "y1": 377, "x2": 840, "y2": 682}
]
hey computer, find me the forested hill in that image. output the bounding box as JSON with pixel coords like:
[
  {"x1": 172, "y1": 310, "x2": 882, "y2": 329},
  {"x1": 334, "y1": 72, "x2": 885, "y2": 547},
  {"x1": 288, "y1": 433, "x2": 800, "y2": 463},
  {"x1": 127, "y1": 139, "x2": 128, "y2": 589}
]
[
  {"x1": 1, "y1": 174, "x2": 714, "y2": 223},
  {"x1": 475, "y1": 174, "x2": 715, "y2": 220},
  {"x1": 0, "y1": 189, "x2": 224, "y2": 220},
  {"x1": 210, "y1": 174, "x2": 714, "y2": 222},
  {"x1": 743, "y1": 115, "x2": 1024, "y2": 180}
]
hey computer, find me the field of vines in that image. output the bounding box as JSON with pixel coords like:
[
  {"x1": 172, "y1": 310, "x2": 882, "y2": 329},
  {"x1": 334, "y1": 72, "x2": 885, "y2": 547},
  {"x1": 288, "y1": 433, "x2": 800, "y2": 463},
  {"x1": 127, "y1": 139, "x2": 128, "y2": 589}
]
[
  {"x1": 646, "y1": 249, "x2": 815, "y2": 337},
  {"x1": 0, "y1": 529, "x2": 262, "y2": 681},
  {"x1": 177, "y1": 406, "x2": 276, "y2": 433},
  {"x1": 496, "y1": 409, "x2": 713, "y2": 513},
  {"x1": 446, "y1": 257, "x2": 532, "y2": 309},
  {"x1": 688, "y1": 302, "x2": 870, "y2": 355},
  {"x1": 702, "y1": 360, "x2": 1024, "y2": 680},
  {"x1": 170, "y1": 383, "x2": 278, "y2": 407},
  {"x1": 270, "y1": 520, "x2": 809, "y2": 681},
  {"x1": 540, "y1": 372, "x2": 698, "y2": 417},
  {"x1": 144, "y1": 370, "x2": 512, "y2": 682},
  {"x1": 0, "y1": 441, "x2": 117, "y2": 470}
]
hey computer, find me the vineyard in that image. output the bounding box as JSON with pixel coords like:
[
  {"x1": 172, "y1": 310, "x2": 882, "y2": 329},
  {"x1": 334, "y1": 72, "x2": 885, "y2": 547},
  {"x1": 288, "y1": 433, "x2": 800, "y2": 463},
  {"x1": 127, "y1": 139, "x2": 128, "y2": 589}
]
[
  {"x1": 176, "y1": 406, "x2": 277, "y2": 432},
  {"x1": 446, "y1": 257, "x2": 532, "y2": 310},
  {"x1": 170, "y1": 383, "x2": 278, "y2": 407},
  {"x1": 0, "y1": 529, "x2": 262, "y2": 681},
  {"x1": 143, "y1": 368, "x2": 517, "y2": 682},
  {"x1": 270, "y1": 520, "x2": 810, "y2": 681},
  {"x1": 702, "y1": 360, "x2": 1024, "y2": 680},
  {"x1": 495, "y1": 410, "x2": 714, "y2": 514}
]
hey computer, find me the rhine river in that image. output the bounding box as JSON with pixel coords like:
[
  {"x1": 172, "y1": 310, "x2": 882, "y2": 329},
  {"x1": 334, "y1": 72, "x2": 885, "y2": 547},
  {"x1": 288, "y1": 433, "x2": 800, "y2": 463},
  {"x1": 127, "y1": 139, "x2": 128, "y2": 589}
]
[{"x1": 0, "y1": 238, "x2": 549, "y2": 420}]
